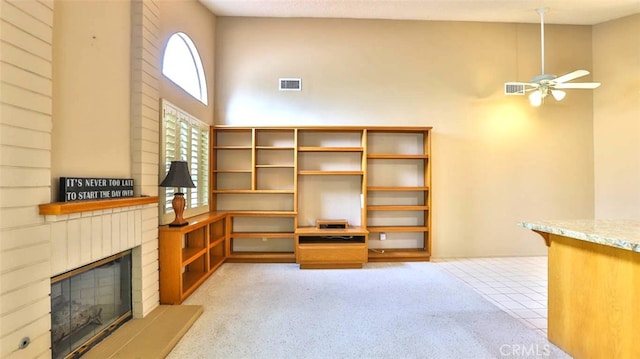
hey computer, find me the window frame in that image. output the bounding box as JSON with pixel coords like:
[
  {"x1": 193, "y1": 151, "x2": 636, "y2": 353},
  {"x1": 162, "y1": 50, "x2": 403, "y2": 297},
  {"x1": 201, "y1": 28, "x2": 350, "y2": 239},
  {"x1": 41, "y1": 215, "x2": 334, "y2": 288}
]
[
  {"x1": 160, "y1": 99, "x2": 210, "y2": 224},
  {"x1": 162, "y1": 32, "x2": 208, "y2": 105}
]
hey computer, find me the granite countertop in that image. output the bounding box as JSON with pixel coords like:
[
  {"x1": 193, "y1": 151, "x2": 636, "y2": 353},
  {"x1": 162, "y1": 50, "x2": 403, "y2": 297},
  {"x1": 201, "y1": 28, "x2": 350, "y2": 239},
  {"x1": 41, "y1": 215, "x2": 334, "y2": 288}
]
[{"x1": 519, "y1": 219, "x2": 640, "y2": 253}]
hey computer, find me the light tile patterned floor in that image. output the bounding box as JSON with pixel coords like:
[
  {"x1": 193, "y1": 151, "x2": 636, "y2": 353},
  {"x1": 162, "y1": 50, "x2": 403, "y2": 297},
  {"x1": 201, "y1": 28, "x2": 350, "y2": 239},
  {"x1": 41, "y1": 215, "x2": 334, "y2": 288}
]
[{"x1": 435, "y1": 256, "x2": 549, "y2": 337}]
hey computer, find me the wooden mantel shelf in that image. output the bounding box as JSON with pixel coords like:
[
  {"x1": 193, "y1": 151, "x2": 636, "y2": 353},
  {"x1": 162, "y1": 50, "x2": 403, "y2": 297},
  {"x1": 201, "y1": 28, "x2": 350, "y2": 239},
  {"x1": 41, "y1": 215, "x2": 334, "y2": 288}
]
[{"x1": 39, "y1": 196, "x2": 158, "y2": 215}]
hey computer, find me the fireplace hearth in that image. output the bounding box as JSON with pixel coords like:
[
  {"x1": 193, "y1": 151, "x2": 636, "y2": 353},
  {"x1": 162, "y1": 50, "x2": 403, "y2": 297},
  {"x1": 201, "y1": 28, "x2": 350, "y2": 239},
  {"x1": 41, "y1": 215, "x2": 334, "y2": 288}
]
[{"x1": 51, "y1": 251, "x2": 132, "y2": 359}]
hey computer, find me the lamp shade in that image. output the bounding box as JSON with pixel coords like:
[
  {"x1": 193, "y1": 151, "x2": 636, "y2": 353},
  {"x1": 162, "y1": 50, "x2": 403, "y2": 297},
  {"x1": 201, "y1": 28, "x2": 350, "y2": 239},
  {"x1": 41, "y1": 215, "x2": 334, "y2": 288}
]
[
  {"x1": 159, "y1": 161, "x2": 196, "y2": 189},
  {"x1": 550, "y1": 89, "x2": 566, "y2": 101},
  {"x1": 529, "y1": 90, "x2": 543, "y2": 107}
]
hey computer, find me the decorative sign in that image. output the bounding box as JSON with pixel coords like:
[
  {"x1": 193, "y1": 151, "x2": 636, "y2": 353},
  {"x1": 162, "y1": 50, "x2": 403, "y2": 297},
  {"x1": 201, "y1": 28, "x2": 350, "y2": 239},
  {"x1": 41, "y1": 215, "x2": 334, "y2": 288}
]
[{"x1": 59, "y1": 177, "x2": 134, "y2": 202}]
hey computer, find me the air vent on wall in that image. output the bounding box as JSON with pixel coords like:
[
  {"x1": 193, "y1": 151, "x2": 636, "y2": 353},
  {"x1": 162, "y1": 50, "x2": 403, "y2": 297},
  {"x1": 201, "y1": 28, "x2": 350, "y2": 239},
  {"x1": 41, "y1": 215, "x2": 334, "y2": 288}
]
[
  {"x1": 279, "y1": 78, "x2": 302, "y2": 91},
  {"x1": 504, "y1": 82, "x2": 525, "y2": 95}
]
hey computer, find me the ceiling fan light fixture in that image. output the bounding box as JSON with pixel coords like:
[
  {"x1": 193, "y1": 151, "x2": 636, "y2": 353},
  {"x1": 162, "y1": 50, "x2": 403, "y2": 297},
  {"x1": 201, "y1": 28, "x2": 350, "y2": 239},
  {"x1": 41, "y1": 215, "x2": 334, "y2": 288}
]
[
  {"x1": 529, "y1": 90, "x2": 543, "y2": 107},
  {"x1": 551, "y1": 89, "x2": 566, "y2": 101},
  {"x1": 504, "y1": 8, "x2": 600, "y2": 106}
]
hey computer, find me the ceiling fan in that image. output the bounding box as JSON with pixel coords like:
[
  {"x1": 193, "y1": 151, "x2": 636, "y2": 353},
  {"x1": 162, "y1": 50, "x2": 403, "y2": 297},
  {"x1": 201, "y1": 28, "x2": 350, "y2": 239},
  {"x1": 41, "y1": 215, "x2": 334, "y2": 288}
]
[{"x1": 505, "y1": 8, "x2": 600, "y2": 106}]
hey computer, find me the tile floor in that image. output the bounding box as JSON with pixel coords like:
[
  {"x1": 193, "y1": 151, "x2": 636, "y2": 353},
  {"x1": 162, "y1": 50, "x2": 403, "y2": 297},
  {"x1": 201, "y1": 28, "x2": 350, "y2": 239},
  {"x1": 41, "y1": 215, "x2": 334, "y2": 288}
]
[{"x1": 435, "y1": 256, "x2": 549, "y2": 337}]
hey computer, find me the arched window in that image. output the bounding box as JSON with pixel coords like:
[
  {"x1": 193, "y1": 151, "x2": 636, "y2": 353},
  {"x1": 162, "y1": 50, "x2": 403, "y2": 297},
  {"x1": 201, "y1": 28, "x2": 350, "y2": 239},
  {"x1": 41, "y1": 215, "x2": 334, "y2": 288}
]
[{"x1": 162, "y1": 32, "x2": 208, "y2": 105}]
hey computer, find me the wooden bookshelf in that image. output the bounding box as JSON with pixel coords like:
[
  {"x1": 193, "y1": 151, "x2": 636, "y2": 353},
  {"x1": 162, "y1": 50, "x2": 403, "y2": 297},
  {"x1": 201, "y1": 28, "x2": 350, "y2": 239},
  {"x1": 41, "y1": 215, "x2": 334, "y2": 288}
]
[
  {"x1": 211, "y1": 126, "x2": 432, "y2": 263},
  {"x1": 158, "y1": 212, "x2": 227, "y2": 304}
]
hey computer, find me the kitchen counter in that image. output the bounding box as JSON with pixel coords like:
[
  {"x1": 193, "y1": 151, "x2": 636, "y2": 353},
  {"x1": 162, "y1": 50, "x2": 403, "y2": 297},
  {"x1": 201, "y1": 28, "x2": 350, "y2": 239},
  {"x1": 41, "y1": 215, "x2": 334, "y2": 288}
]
[
  {"x1": 520, "y1": 219, "x2": 640, "y2": 359},
  {"x1": 519, "y1": 219, "x2": 640, "y2": 252}
]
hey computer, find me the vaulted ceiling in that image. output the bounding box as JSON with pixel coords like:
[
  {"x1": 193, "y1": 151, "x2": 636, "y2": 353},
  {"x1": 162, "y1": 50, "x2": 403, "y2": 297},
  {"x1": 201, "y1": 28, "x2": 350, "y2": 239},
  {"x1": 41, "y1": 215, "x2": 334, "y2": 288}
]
[{"x1": 200, "y1": 0, "x2": 640, "y2": 25}]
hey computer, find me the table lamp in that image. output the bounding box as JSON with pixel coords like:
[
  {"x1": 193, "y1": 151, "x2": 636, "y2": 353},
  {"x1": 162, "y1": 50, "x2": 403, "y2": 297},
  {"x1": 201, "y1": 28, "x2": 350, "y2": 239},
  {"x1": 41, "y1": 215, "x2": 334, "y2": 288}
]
[{"x1": 159, "y1": 161, "x2": 196, "y2": 227}]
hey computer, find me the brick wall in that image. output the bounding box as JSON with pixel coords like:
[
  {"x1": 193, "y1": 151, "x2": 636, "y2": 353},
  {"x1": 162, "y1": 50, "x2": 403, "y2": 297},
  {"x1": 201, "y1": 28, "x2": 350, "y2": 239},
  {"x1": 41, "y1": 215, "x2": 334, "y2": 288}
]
[
  {"x1": 130, "y1": 0, "x2": 161, "y2": 319},
  {"x1": 1, "y1": 0, "x2": 55, "y2": 357},
  {"x1": 0, "y1": 1, "x2": 161, "y2": 357}
]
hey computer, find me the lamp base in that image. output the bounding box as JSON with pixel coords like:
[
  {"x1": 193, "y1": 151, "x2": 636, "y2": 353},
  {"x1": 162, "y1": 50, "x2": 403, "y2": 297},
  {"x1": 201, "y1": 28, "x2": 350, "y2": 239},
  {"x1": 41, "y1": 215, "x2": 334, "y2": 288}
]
[{"x1": 169, "y1": 192, "x2": 189, "y2": 227}]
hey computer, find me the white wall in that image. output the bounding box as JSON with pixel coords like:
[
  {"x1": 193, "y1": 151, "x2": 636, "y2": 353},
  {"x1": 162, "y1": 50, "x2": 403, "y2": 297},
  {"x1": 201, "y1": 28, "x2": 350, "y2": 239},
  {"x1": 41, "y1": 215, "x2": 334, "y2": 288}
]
[
  {"x1": 593, "y1": 14, "x2": 640, "y2": 219},
  {"x1": 158, "y1": 0, "x2": 216, "y2": 125},
  {"x1": 51, "y1": 0, "x2": 131, "y2": 187},
  {"x1": 214, "y1": 17, "x2": 597, "y2": 258}
]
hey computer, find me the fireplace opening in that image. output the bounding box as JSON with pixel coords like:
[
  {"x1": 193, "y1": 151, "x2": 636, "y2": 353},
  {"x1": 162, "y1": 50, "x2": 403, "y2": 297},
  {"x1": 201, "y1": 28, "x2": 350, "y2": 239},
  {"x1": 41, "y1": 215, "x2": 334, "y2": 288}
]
[{"x1": 51, "y1": 250, "x2": 132, "y2": 359}]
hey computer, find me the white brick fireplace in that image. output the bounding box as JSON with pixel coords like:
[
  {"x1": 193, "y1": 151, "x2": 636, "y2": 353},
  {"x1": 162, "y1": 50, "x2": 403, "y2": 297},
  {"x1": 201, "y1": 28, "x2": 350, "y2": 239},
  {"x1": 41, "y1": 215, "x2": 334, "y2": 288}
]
[
  {"x1": 45, "y1": 203, "x2": 159, "y2": 319},
  {"x1": 45, "y1": 201, "x2": 159, "y2": 357}
]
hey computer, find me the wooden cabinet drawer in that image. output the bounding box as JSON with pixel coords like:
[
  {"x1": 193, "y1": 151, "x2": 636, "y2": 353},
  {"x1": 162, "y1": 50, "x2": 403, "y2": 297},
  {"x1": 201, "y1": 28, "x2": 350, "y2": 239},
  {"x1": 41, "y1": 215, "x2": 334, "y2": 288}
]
[{"x1": 297, "y1": 244, "x2": 366, "y2": 269}]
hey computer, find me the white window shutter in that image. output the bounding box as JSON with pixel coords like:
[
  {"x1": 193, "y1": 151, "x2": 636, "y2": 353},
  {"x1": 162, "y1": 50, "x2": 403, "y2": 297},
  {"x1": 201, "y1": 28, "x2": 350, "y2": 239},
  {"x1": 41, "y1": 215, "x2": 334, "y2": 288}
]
[{"x1": 160, "y1": 100, "x2": 210, "y2": 221}]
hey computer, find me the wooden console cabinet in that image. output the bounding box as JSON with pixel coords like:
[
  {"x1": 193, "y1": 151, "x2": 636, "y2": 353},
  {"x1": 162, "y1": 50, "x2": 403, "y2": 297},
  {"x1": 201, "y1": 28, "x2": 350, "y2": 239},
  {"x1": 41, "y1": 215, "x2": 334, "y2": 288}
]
[
  {"x1": 158, "y1": 212, "x2": 227, "y2": 304},
  {"x1": 295, "y1": 227, "x2": 368, "y2": 269}
]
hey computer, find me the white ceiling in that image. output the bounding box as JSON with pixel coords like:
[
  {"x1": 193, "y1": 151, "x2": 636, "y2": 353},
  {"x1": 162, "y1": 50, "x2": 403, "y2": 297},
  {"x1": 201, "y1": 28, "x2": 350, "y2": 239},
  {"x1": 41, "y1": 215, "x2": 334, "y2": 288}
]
[{"x1": 200, "y1": 0, "x2": 640, "y2": 25}]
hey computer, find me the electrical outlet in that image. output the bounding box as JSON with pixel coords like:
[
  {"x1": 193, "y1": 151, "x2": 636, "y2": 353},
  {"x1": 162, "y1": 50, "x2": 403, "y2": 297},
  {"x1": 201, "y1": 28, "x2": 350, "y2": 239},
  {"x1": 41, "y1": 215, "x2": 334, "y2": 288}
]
[{"x1": 380, "y1": 232, "x2": 386, "y2": 241}]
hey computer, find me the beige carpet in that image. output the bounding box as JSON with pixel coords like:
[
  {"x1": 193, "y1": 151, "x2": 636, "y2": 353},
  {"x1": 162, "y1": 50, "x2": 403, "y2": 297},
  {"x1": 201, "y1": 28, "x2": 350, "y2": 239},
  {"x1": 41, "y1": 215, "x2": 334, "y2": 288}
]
[
  {"x1": 84, "y1": 305, "x2": 202, "y2": 358},
  {"x1": 167, "y1": 262, "x2": 570, "y2": 358}
]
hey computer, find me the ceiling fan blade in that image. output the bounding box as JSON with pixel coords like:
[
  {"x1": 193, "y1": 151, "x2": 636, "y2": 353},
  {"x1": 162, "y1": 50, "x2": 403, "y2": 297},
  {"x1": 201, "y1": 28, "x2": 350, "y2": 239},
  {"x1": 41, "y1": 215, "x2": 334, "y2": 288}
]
[
  {"x1": 553, "y1": 70, "x2": 590, "y2": 84},
  {"x1": 554, "y1": 82, "x2": 601, "y2": 89}
]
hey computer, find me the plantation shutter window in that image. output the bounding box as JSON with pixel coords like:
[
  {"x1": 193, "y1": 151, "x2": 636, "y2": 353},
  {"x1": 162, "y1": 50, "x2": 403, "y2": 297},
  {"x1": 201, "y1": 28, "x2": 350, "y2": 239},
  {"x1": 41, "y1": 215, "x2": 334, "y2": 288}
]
[{"x1": 160, "y1": 100, "x2": 209, "y2": 223}]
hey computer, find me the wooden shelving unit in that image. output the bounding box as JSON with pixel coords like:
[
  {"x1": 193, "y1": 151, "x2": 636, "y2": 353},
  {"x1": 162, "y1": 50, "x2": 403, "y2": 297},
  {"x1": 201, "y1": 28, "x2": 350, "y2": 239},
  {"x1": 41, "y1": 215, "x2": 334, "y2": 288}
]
[
  {"x1": 366, "y1": 128, "x2": 431, "y2": 261},
  {"x1": 213, "y1": 190, "x2": 294, "y2": 194},
  {"x1": 211, "y1": 128, "x2": 298, "y2": 261},
  {"x1": 158, "y1": 126, "x2": 430, "y2": 304},
  {"x1": 367, "y1": 205, "x2": 429, "y2": 211},
  {"x1": 158, "y1": 212, "x2": 227, "y2": 304},
  {"x1": 298, "y1": 147, "x2": 364, "y2": 152},
  {"x1": 298, "y1": 170, "x2": 364, "y2": 175},
  {"x1": 226, "y1": 211, "x2": 297, "y2": 263},
  {"x1": 294, "y1": 129, "x2": 368, "y2": 268},
  {"x1": 211, "y1": 126, "x2": 431, "y2": 264}
]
